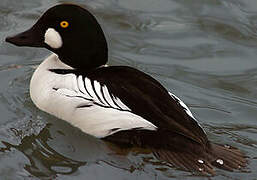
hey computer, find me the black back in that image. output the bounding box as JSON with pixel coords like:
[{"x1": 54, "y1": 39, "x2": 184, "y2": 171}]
[{"x1": 84, "y1": 66, "x2": 209, "y2": 147}]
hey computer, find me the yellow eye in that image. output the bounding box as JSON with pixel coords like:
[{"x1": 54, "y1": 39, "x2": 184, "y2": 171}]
[{"x1": 60, "y1": 21, "x2": 69, "y2": 28}]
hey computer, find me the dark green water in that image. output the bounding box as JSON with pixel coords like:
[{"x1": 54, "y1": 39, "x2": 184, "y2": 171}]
[{"x1": 0, "y1": 0, "x2": 257, "y2": 179}]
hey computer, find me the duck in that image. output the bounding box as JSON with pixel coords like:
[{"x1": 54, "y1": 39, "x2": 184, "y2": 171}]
[{"x1": 5, "y1": 4, "x2": 247, "y2": 175}]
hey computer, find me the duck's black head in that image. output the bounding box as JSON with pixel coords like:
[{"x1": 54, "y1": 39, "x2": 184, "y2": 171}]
[{"x1": 6, "y1": 4, "x2": 108, "y2": 70}]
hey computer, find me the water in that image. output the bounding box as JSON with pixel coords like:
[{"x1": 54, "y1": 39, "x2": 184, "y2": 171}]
[{"x1": 0, "y1": 0, "x2": 257, "y2": 179}]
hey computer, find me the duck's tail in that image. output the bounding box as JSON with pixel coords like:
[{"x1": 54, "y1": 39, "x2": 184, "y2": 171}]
[
  {"x1": 153, "y1": 142, "x2": 247, "y2": 175},
  {"x1": 104, "y1": 129, "x2": 247, "y2": 175}
]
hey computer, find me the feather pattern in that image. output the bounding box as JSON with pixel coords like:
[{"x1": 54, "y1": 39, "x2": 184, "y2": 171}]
[
  {"x1": 30, "y1": 54, "x2": 157, "y2": 138},
  {"x1": 46, "y1": 64, "x2": 207, "y2": 145},
  {"x1": 75, "y1": 76, "x2": 131, "y2": 111},
  {"x1": 168, "y1": 92, "x2": 206, "y2": 134}
]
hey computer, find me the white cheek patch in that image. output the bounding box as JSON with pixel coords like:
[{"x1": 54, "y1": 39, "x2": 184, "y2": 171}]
[{"x1": 44, "y1": 28, "x2": 63, "y2": 49}]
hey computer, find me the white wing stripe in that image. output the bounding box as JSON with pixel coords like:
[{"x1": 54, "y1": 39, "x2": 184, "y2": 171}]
[
  {"x1": 112, "y1": 96, "x2": 130, "y2": 111},
  {"x1": 77, "y1": 77, "x2": 130, "y2": 111},
  {"x1": 100, "y1": 85, "x2": 112, "y2": 107},
  {"x1": 102, "y1": 85, "x2": 120, "y2": 109},
  {"x1": 83, "y1": 78, "x2": 93, "y2": 98},
  {"x1": 84, "y1": 78, "x2": 97, "y2": 99},
  {"x1": 93, "y1": 80, "x2": 107, "y2": 105},
  {"x1": 110, "y1": 94, "x2": 122, "y2": 109},
  {"x1": 77, "y1": 76, "x2": 92, "y2": 99}
]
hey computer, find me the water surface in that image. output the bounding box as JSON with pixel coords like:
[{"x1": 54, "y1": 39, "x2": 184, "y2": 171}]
[{"x1": 0, "y1": 0, "x2": 257, "y2": 179}]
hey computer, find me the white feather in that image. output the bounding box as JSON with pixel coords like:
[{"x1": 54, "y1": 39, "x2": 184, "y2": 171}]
[
  {"x1": 101, "y1": 85, "x2": 120, "y2": 109},
  {"x1": 112, "y1": 96, "x2": 130, "y2": 111},
  {"x1": 168, "y1": 92, "x2": 195, "y2": 119},
  {"x1": 77, "y1": 75, "x2": 92, "y2": 99},
  {"x1": 93, "y1": 80, "x2": 106, "y2": 105},
  {"x1": 168, "y1": 92, "x2": 206, "y2": 134},
  {"x1": 84, "y1": 78, "x2": 96, "y2": 98}
]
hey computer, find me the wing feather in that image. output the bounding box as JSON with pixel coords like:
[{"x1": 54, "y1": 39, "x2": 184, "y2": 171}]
[
  {"x1": 86, "y1": 66, "x2": 208, "y2": 147},
  {"x1": 50, "y1": 66, "x2": 208, "y2": 147}
]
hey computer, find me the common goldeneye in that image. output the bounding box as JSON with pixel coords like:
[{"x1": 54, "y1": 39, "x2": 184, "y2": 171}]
[{"x1": 5, "y1": 4, "x2": 246, "y2": 175}]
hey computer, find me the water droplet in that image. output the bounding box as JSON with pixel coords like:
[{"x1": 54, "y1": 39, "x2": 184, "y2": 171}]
[
  {"x1": 216, "y1": 159, "x2": 224, "y2": 165},
  {"x1": 224, "y1": 145, "x2": 230, "y2": 148},
  {"x1": 198, "y1": 159, "x2": 204, "y2": 164}
]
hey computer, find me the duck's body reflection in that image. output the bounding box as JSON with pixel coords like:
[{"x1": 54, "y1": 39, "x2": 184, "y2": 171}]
[{"x1": 1, "y1": 120, "x2": 154, "y2": 179}]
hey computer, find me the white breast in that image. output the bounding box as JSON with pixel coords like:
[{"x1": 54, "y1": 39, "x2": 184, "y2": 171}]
[{"x1": 30, "y1": 54, "x2": 157, "y2": 138}]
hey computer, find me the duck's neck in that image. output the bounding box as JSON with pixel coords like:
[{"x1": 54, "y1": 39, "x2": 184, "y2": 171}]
[
  {"x1": 38, "y1": 54, "x2": 73, "y2": 72},
  {"x1": 50, "y1": 32, "x2": 108, "y2": 71},
  {"x1": 39, "y1": 54, "x2": 106, "y2": 76}
]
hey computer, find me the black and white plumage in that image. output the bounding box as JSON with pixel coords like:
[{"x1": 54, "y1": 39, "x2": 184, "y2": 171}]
[
  {"x1": 5, "y1": 4, "x2": 247, "y2": 175},
  {"x1": 28, "y1": 54, "x2": 157, "y2": 138}
]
